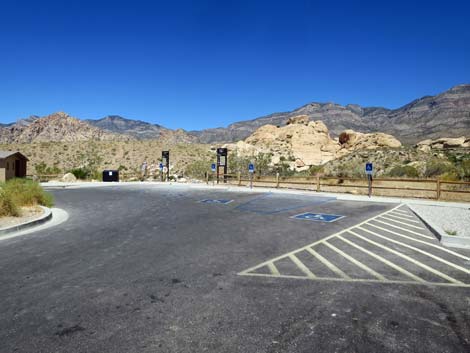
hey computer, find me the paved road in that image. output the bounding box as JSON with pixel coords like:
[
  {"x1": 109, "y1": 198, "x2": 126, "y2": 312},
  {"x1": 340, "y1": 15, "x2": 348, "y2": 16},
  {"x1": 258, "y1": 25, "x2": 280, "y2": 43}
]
[{"x1": 0, "y1": 185, "x2": 469, "y2": 353}]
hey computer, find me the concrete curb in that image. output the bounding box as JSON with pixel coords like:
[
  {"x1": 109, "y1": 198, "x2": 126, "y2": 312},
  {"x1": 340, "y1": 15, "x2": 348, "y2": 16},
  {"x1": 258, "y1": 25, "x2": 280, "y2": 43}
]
[
  {"x1": 407, "y1": 204, "x2": 470, "y2": 249},
  {"x1": 0, "y1": 206, "x2": 53, "y2": 236}
]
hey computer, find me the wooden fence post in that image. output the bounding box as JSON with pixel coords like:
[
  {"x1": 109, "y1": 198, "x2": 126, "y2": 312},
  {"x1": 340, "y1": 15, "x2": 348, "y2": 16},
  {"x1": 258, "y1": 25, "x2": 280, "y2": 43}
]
[
  {"x1": 238, "y1": 172, "x2": 241, "y2": 186},
  {"x1": 316, "y1": 175, "x2": 321, "y2": 192},
  {"x1": 276, "y1": 173, "x2": 280, "y2": 188},
  {"x1": 436, "y1": 178, "x2": 441, "y2": 200}
]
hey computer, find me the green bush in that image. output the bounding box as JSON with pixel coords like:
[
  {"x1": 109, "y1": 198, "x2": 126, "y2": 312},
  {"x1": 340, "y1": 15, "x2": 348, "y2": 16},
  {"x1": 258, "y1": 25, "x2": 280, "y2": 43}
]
[
  {"x1": 388, "y1": 165, "x2": 419, "y2": 178},
  {"x1": 0, "y1": 189, "x2": 19, "y2": 217},
  {"x1": 70, "y1": 167, "x2": 91, "y2": 180},
  {"x1": 2, "y1": 178, "x2": 54, "y2": 208}
]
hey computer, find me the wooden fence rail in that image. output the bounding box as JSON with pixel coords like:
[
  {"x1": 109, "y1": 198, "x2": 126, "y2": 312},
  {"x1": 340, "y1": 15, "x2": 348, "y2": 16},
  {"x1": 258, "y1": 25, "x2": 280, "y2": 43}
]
[
  {"x1": 221, "y1": 174, "x2": 470, "y2": 202},
  {"x1": 26, "y1": 172, "x2": 470, "y2": 202}
]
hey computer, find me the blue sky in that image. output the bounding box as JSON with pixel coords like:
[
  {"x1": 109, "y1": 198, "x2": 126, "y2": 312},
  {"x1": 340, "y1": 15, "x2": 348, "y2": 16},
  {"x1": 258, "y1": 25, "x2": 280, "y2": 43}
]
[{"x1": 0, "y1": 0, "x2": 469, "y2": 130}]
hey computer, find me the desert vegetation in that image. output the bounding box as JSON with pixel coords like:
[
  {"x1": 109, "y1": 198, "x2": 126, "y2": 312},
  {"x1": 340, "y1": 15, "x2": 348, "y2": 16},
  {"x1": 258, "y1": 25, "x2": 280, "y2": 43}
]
[{"x1": 0, "y1": 179, "x2": 53, "y2": 217}]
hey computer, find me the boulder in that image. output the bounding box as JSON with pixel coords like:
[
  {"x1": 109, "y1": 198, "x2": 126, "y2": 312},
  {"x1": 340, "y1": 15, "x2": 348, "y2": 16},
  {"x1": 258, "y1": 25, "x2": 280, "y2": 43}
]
[
  {"x1": 62, "y1": 172, "x2": 77, "y2": 182},
  {"x1": 230, "y1": 119, "x2": 403, "y2": 169},
  {"x1": 416, "y1": 136, "x2": 468, "y2": 149}
]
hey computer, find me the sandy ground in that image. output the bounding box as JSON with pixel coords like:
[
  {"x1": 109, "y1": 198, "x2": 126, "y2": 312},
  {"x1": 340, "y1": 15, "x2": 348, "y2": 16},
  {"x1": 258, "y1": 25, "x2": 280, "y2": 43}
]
[{"x1": 0, "y1": 206, "x2": 44, "y2": 229}]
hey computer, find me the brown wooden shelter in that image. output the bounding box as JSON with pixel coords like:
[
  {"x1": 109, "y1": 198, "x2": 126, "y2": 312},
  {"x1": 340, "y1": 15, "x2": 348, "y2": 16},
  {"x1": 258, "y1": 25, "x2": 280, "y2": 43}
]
[{"x1": 0, "y1": 151, "x2": 28, "y2": 182}]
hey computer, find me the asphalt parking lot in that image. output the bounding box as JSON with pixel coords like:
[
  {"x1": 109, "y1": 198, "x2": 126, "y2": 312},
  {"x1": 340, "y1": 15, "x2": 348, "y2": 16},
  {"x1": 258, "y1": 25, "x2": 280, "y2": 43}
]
[{"x1": 0, "y1": 184, "x2": 469, "y2": 353}]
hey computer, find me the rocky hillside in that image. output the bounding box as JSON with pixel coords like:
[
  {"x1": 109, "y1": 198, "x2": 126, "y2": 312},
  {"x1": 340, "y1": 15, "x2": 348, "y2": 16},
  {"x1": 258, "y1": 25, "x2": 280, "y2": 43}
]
[
  {"x1": 86, "y1": 115, "x2": 166, "y2": 139},
  {"x1": 0, "y1": 112, "x2": 130, "y2": 144},
  {"x1": 1, "y1": 84, "x2": 468, "y2": 144},
  {"x1": 192, "y1": 84, "x2": 470, "y2": 144},
  {"x1": 224, "y1": 115, "x2": 402, "y2": 171},
  {"x1": 0, "y1": 113, "x2": 197, "y2": 144},
  {"x1": 86, "y1": 115, "x2": 197, "y2": 143}
]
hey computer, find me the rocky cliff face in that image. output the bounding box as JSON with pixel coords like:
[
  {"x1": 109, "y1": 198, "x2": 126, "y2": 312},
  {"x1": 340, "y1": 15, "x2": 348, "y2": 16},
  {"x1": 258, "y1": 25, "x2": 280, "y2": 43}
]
[
  {"x1": 224, "y1": 115, "x2": 402, "y2": 171},
  {"x1": 193, "y1": 84, "x2": 470, "y2": 144},
  {"x1": 0, "y1": 112, "x2": 131, "y2": 143}
]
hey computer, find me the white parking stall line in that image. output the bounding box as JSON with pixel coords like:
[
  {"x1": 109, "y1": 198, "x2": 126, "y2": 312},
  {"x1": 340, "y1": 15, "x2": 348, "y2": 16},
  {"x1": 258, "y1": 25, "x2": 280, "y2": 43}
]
[
  {"x1": 372, "y1": 219, "x2": 434, "y2": 239},
  {"x1": 239, "y1": 204, "x2": 470, "y2": 287},
  {"x1": 389, "y1": 212, "x2": 416, "y2": 219},
  {"x1": 239, "y1": 204, "x2": 404, "y2": 276},
  {"x1": 267, "y1": 262, "x2": 280, "y2": 276},
  {"x1": 323, "y1": 241, "x2": 386, "y2": 280},
  {"x1": 366, "y1": 223, "x2": 470, "y2": 261},
  {"x1": 336, "y1": 234, "x2": 426, "y2": 283},
  {"x1": 289, "y1": 254, "x2": 316, "y2": 278},
  {"x1": 305, "y1": 247, "x2": 351, "y2": 279},
  {"x1": 348, "y1": 230, "x2": 464, "y2": 285},
  {"x1": 379, "y1": 216, "x2": 428, "y2": 230},
  {"x1": 395, "y1": 208, "x2": 412, "y2": 214},
  {"x1": 358, "y1": 226, "x2": 470, "y2": 274},
  {"x1": 384, "y1": 213, "x2": 422, "y2": 223}
]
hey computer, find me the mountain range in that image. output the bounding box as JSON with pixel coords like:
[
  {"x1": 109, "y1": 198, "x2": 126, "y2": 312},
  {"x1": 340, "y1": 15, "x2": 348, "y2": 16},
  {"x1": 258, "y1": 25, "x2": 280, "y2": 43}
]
[{"x1": 1, "y1": 84, "x2": 469, "y2": 145}]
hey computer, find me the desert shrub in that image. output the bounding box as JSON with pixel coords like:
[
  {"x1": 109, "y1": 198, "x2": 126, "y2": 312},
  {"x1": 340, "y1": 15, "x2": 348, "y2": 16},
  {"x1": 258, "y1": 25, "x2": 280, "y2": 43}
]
[
  {"x1": 339, "y1": 132, "x2": 350, "y2": 144},
  {"x1": 336, "y1": 162, "x2": 364, "y2": 178},
  {"x1": 185, "y1": 159, "x2": 212, "y2": 179},
  {"x1": 2, "y1": 178, "x2": 53, "y2": 208},
  {"x1": 35, "y1": 162, "x2": 62, "y2": 176},
  {"x1": 254, "y1": 153, "x2": 273, "y2": 176},
  {"x1": 388, "y1": 165, "x2": 419, "y2": 178},
  {"x1": 440, "y1": 172, "x2": 460, "y2": 181},
  {"x1": 424, "y1": 160, "x2": 457, "y2": 178},
  {"x1": 0, "y1": 188, "x2": 19, "y2": 217},
  {"x1": 70, "y1": 167, "x2": 92, "y2": 180},
  {"x1": 308, "y1": 165, "x2": 324, "y2": 176},
  {"x1": 276, "y1": 162, "x2": 295, "y2": 177},
  {"x1": 459, "y1": 160, "x2": 470, "y2": 180}
]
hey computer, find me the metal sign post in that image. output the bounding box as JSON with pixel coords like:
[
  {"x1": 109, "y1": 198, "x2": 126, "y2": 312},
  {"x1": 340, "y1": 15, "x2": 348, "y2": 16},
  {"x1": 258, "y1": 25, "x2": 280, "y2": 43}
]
[
  {"x1": 248, "y1": 163, "x2": 254, "y2": 189},
  {"x1": 211, "y1": 163, "x2": 216, "y2": 186},
  {"x1": 365, "y1": 163, "x2": 373, "y2": 197},
  {"x1": 216, "y1": 148, "x2": 228, "y2": 184},
  {"x1": 162, "y1": 151, "x2": 170, "y2": 182},
  {"x1": 159, "y1": 162, "x2": 164, "y2": 182}
]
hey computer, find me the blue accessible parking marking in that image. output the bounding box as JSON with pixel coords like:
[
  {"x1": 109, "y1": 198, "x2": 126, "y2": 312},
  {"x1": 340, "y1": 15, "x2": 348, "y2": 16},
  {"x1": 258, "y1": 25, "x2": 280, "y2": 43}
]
[
  {"x1": 199, "y1": 199, "x2": 234, "y2": 205},
  {"x1": 291, "y1": 212, "x2": 345, "y2": 223}
]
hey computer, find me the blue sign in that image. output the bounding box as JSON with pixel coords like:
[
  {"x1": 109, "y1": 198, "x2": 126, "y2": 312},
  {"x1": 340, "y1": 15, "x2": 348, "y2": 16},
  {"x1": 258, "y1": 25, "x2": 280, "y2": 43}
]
[
  {"x1": 248, "y1": 163, "x2": 255, "y2": 173},
  {"x1": 199, "y1": 199, "x2": 233, "y2": 205},
  {"x1": 159, "y1": 163, "x2": 164, "y2": 171},
  {"x1": 211, "y1": 163, "x2": 216, "y2": 172},
  {"x1": 365, "y1": 163, "x2": 373, "y2": 174},
  {"x1": 291, "y1": 212, "x2": 345, "y2": 223}
]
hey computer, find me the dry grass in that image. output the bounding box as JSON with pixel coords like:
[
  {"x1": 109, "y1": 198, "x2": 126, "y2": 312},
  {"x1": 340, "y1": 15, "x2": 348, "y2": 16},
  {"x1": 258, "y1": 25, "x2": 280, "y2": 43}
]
[{"x1": 0, "y1": 179, "x2": 53, "y2": 217}]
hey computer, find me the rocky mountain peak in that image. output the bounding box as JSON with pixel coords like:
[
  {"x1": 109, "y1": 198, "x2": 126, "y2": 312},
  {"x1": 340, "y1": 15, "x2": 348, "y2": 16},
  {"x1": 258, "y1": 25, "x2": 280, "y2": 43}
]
[{"x1": 0, "y1": 112, "x2": 131, "y2": 144}]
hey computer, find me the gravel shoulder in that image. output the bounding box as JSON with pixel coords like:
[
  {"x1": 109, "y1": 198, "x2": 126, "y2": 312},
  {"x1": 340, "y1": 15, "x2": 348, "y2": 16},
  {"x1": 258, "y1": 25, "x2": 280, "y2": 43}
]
[{"x1": 410, "y1": 204, "x2": 470, "y2": 237}]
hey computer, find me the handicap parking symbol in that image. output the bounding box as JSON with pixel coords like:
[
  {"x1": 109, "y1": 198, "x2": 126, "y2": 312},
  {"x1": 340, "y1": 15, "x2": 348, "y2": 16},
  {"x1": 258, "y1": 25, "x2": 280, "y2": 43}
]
[
  {"x1": 291, "y1": 212, "x2": 345, "y2": 223},
  {"x1": 199, "y1": 199, "x2": 234, "y2": 205}
]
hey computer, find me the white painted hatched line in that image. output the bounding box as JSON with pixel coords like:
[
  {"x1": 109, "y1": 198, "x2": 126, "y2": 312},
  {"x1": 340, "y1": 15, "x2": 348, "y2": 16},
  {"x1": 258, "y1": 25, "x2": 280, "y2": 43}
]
[{"x1": 238, "y1": 205, "x2": 470, "y2": 287}]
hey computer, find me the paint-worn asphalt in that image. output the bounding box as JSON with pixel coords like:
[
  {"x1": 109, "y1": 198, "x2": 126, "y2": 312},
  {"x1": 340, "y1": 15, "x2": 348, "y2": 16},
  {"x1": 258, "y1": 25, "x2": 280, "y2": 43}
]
[{"x1": 0, "y1": 184, "x2": 469, "y2": 353}]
